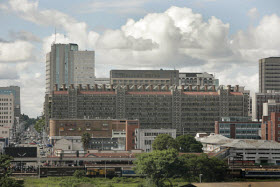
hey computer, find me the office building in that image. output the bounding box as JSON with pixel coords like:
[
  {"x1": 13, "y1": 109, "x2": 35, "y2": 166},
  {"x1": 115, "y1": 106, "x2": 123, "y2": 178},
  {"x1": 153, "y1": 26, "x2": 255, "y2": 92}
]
[
  {"x1": 135, "y1": 129, "x2": 176, "y2": 152},
  {"x1": 252, "y1": 91, "x2": 280, "y2": 121},
  {"x1": 261, "y1": 112, "x2": 280, "y2": 142},
  {"x1": 215, "y1": 117, "x2": 261, "y2": 139},
  {"x1": 259, "y1": 57, "x2": 280, "y2": 93},
  {"x1": 179, "y1": 72, "x2": 219, "y2": 87},
  {"x1": 94, "y1": 78, "x2": 110, "y2": 85},
  {"x1": 110, "y1": 69, "x2": 179, "y2": 86},
  {"x1": 46, "y1": 84, "x2": 248, "y2": 135},
  {"x1": 46, "y1": 43, "x2": 95, "y2": 93},
  {"x1": 263, "y1": 100, "x2": 280, "y2": 120},
  {"x1": 0, "y1": 86, "x2": 20, "y2": 118}
]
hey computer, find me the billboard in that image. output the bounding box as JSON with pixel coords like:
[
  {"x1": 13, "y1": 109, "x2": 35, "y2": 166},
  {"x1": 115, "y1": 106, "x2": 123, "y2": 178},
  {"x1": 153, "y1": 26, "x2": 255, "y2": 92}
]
[{"x1": 4, "y1": 147, "x2": 37, "y2": 158}]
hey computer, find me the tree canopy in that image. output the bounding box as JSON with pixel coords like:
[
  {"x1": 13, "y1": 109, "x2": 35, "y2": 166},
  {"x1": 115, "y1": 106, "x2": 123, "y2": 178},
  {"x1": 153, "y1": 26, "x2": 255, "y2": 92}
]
[
  {"x1": 176, "y1": 135, "x2": 203, "y2": 153},
  {"x1": 81, "y1": 132, "x2": 91, "y2": 150},
  {"x1": 34, "y1": 115, "x2": 45, "y2": 133},
  {"x1": 152, "y1": 134, "x2": 179, "y2": 151},
  {"x1": 134, "y1": 149, "x2": 179, "y2": 186},
  {"x1": 134, "y1": 150, "x2": 227, "y2": 186}
]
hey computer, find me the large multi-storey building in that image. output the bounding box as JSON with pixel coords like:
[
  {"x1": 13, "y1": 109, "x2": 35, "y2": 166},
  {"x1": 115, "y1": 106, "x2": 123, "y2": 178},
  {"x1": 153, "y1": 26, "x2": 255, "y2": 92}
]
[
  {"x1": 261, "y1": 112, "x2": 280, "y2": 143},
  {"x1": 46, "y1": 43, "x2": 95, "y2": 94},
  {"x1": 110, "y1": 70, "x2": 179, "y2": 86},
  {"x1": 215, "y1": 117, "x2": 261, "y2": 139},
  {"x1": 179, "y1": 72, "x2": 219, "y2": 87},
  {"x1": 252, "y1": 91, "x2": 280, "y2": 121},
  {"x1": 0, "y1": 86, "x2": 20, "y2": 118},
  {"x1": 45, "y1": 84, "x2": 248, "y2": 135},
  {"x1": 259, "y1": 57, "x2": 280, "y2": 93}
]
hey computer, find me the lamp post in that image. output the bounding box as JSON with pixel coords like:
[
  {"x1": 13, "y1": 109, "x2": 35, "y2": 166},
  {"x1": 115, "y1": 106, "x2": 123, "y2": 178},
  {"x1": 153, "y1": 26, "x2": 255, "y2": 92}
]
[
  {"x1": 199, "y1": 174, "x2": 203, "y2": 183},
  {"x1": 18, "y1": 153, "x2": 26, "y2": 173}
]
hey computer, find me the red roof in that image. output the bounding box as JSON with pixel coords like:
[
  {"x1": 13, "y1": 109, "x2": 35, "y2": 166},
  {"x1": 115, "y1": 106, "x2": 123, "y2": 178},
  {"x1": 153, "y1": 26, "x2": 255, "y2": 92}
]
[
  {"x1": 230, "y1": 92, "x2": 243, "y2": 95},
  {"x1": 54, "y1": 91, "x2": 68, "y2": 95},
  {"x1": 183, "y1": 92, "x2": 219, "y2": 96},
  {"x1": 127, "y1": 92, "x2": 171, "y2": 95},
  {"x1": 80, "y1": 91, "x2": 115, "y2": 95}
]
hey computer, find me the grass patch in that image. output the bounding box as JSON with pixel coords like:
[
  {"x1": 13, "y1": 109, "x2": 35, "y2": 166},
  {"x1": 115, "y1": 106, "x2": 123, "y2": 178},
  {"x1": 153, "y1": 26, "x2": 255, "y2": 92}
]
[{"x1": 23, "y1": 177, "x2": 192, "y2": 187}]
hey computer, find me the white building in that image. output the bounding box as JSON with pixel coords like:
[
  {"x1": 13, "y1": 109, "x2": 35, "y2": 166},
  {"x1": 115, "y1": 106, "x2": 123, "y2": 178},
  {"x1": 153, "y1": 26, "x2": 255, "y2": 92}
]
[{"x1": 135, "y1": 129, "x2": 176, "y2": 152}]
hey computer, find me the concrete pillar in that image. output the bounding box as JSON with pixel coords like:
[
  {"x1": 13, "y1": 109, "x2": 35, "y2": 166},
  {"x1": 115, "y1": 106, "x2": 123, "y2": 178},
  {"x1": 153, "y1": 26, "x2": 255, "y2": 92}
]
[
  {"x1": 103, "y1": 84, "x2": 106, "y2": 91},
  {"x1": 158, "y1": 85, "x2": 161, "y2": 91},
  {"x1": 212, "y1": 85, "x2": 215, "y2": 91},
  {"x1": 134, "y1": 85, "x2": 138, "y2": 91},
  {"x1": 71, "y1": 84, "x2": 74, "y2": 89},
  {"x1": 111, "y1": 84, "x2": 114, "y2": 91},
  {"x1": 62, "y1": 84, "x2": 66, "y2": 91},
  {"x1": 150, "y1": 85, "x2": 153, "y2": 91},
  {"x1": 235, "y1": 85, "x2": 239, "y2": 92},
  {"x1": 86, "y1": 84, "x2": 90, "y2": 90},
  {"x1": 79, "y1": 84, "x2": 82, "y2": 90},
  {"x1": 189, "y1": 85, "x2": 192, "y2": 91},
  {"x1": 95, "y1": 84, "x2": 98, "y2": 90},
  {"x1": 205, "y1": 85, "x2": 208, "y2": 92},
  {"x1": 197, "y1": 85, "x2": 200, "y2": 92}
]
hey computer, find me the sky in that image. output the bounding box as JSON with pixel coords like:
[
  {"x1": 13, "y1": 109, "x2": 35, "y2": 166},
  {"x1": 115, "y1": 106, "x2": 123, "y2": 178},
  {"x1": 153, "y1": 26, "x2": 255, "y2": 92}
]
[{"x1": 1, "y1": 0, "x2": 280, "y2": 118}]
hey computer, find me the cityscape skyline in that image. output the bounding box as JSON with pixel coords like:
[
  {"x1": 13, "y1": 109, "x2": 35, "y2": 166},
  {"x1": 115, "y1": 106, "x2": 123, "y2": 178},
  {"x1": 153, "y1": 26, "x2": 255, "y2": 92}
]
[{"x1": 1, "y1": 0, "x2": 280, "y2": 117}]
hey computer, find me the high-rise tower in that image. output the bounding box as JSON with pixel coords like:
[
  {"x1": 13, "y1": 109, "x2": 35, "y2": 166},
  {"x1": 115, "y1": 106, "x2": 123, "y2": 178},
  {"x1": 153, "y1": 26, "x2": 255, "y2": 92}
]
[{"x1": 46, "y1": 43, "x2": 95, "y2": 93}]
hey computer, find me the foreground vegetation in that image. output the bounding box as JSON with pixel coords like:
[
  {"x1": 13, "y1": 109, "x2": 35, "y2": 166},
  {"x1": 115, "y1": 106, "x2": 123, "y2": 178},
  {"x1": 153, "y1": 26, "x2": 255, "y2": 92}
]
[{"x1": 24, "y1": 177, "x2": 190, "y2": 187}]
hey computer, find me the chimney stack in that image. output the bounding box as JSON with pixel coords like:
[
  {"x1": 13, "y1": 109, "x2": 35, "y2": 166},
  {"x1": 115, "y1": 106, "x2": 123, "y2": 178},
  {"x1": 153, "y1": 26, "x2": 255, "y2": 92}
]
[
  {"x1": 181, "y1": 85, "x2": 184, "y2": 92},
  {"x1": 212, "y1": 85, "x2": 215, "y2": 91},
  {"x1": 227, "y1": 85, "x2": 231, "y2": 94},
  {"x1": 235, "y1": 85, "x2": 239, "y2": 92},
  {"x1": 54, "y1": 84, "x2": 58, "y2": 91},
  {"x1": 189, "y1": 85, "x2": 192, "y2": 91},
  {"x1": 62, "y1": 84, "x2": 66, "y2": 91},
  {"x1": 150, "y1": 85, "x2": 153, "y2": 91},
  {"x1": 197, "y1": 85, "x2": 200, "y2": 92},
  {"x1": 166, "y1": 85, "x2": 169, "y2": 91},
  {"x1": 204, "y1": 85, "x2": 208, "y2": 92},
  {"x1": 134, "y1": 85, "x2": 138, "y2": 91},
  {"x1": 71, "y1": 84, "x2": 74, "y2": 89},
  {"x1": 79, "y1": 84, "x2": 82, "y2": 90},
  {"x1": 126, "y1": 85, "x2": 130, "y2": 91},
  {"x1": 95, "y1": 84, "x2": 98, "y2": 90},
  {"x1": 158, "y1": 85, "x2": 161, "y2": 91},
  {"x1": 86, "y1": 84, "x2": 90, "y2": 90}
]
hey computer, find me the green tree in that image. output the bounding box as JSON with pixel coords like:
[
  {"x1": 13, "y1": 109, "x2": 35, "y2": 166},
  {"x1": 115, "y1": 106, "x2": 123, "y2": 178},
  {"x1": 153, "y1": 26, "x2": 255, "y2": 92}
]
[
  {"x1": 81, "y1": 132, "x2": 91, "y2": 150},
  {"x1": 179, "y1": 153, "x2": 227, "y2": 182},
  {"x1": 0, "y1": 154, "x2": 23, "y2": 187},
  {"x1": 34, "y1": 115, "x2": 45, "y2": 133},
  {"x1": 134, "y1": 149, "x2": 179, "y2": 186},
  {"x1": 176, "y1": 135, "x2": 203, "y2": 153},
  {"x1": 152, "y1": 134, "x2": 179, "y2": 151}
]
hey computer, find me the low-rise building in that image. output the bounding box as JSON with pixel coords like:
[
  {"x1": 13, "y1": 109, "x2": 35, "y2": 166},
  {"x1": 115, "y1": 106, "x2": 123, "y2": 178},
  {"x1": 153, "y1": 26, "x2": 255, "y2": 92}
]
[
  {"x1": 135, "y1": 129, "x2": 176, "y2": 152},
  {"x1": 49, "y1": 119, "x2": 139, "y2": 151},
  {"x1": 179, "y1": 72, "x2": 219, "y2": 87},
  {"x1": 215, "y1": 117, "x2": 261, "y2": 139},
  {"x1": 197, "y1": 134, "x2": 280, "y2": 165}
]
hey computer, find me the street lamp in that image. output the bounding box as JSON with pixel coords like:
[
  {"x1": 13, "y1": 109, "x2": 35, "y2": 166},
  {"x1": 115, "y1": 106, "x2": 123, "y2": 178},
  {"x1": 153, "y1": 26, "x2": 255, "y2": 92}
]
[
  {"x1": 18, "y1": 153, "x2": 26, "y2": 173},
  {"x1": 199, "y1": 174, "x2": 203, "y2": 183}
]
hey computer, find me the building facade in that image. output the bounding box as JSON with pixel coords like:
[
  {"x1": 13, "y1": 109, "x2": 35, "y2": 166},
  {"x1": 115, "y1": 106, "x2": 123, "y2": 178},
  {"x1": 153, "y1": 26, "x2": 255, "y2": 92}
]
[
  {"x1": 179, "y1": 72, "x2": 219, "y2": 87},
  {"x1": 49, "y1": 119, "x2": 139, "y2": 151},
  {"x1": 261, "y1": 112, "x2": 280, "y2": 142},
  {"x1": 46, "y1": 43, "x2": 95, "y2": 93},
  {"x1": 0, "y1": 86, "x2": 20, "y2": 118},
  {"x1": 110, "y1": 70, "x2": 179, "y2": 86},
  {"x1": 135, "y1": 129, "x2": 176, "y2": 152},
  {"x1": 259, "y1": 57, "x2": 280, "y2": 93},
  {"x1": 215, "y1": 117, "x2": 261, "y2": 139},
  {"x1": 46, "y1": 84, "x2": 248, "y2": 135},
  {"x1": 252, "y1": 91, "x2": 280, "y2": 121}
]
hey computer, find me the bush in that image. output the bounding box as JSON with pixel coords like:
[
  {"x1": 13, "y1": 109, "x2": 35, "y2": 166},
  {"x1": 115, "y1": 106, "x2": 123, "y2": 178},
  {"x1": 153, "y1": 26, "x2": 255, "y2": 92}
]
[
  {"x1": 73, "y1": 170, "x2": 86, "y2": 178},
  {"x1": 0, "y1": 177, "x2": 23, "y2": 187}
]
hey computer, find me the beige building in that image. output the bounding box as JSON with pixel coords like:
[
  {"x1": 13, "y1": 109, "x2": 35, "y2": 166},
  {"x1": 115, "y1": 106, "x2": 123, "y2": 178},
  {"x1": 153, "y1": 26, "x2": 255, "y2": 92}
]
[{"x1": 0, "y1": 93, "x2": 14, "y2": 129}]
